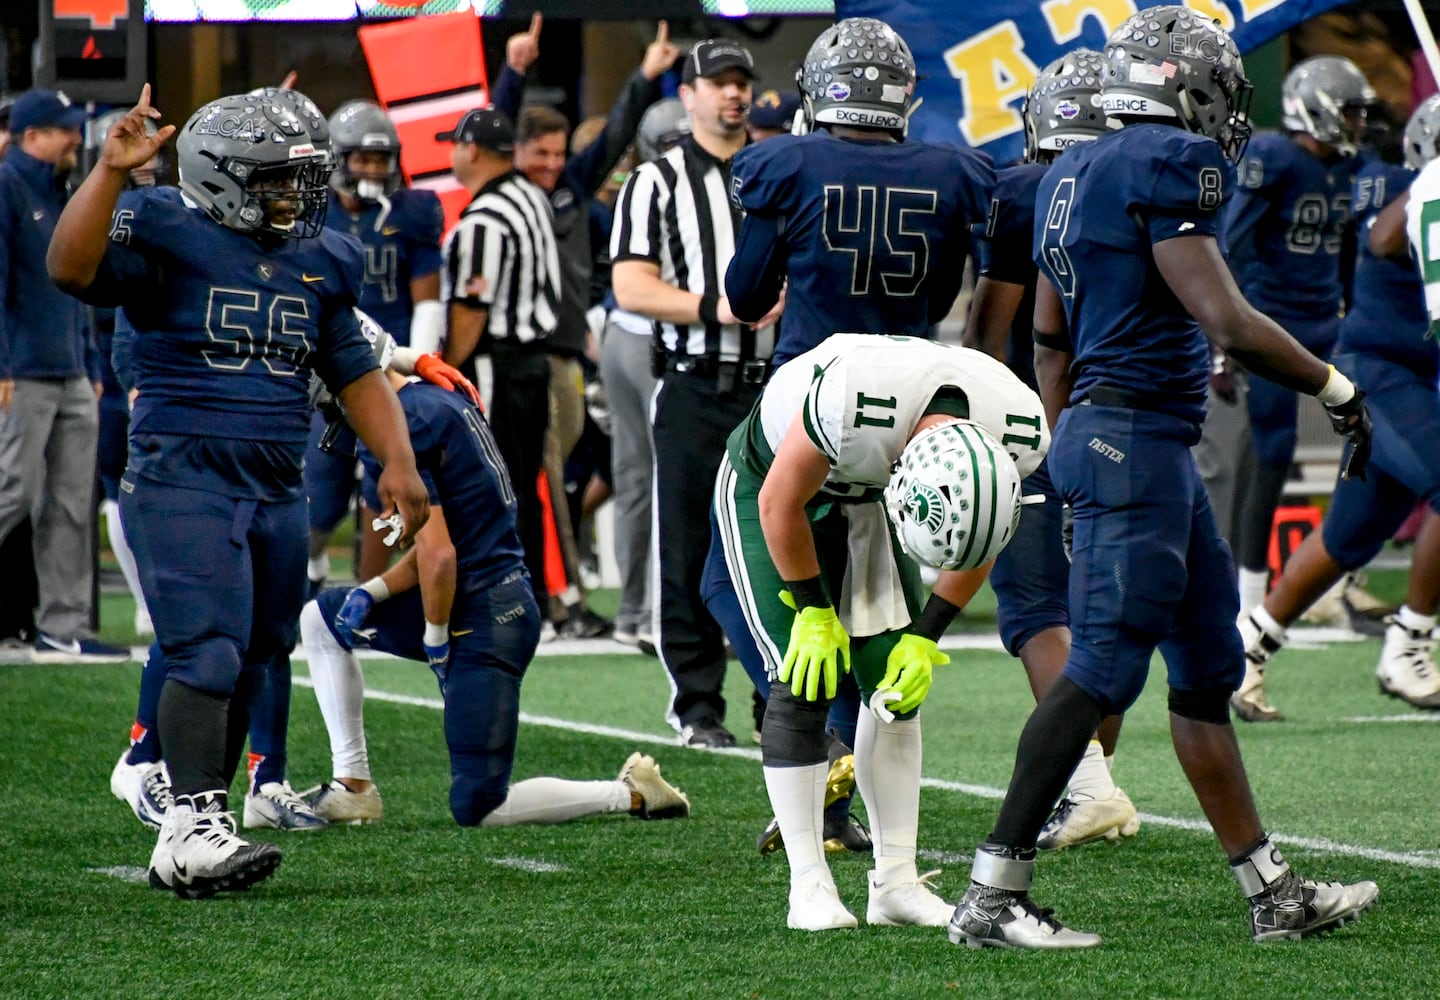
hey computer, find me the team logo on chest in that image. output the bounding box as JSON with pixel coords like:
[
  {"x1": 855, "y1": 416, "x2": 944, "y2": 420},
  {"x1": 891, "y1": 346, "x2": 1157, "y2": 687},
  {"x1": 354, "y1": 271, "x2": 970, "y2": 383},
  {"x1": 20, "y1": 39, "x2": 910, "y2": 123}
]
[{"x1": 256, "y1": 261, "x2": 275, "y2": 282}]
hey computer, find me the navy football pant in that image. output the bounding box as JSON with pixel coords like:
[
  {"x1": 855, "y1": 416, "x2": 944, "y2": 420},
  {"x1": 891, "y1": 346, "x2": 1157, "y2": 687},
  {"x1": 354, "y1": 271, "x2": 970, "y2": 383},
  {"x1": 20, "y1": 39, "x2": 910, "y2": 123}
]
[
  {"x1": 1049, "y1": 404, "x2": 1244, "y2": 716},
  {"x1": 1322, "y1": 353, "x2": 1440, "y2": 569},
  {"x1": 989, "y1": 456, "x2": 1069, "y2": 656},
  {"x1": 316, "y1": 569, "x2": 539, "y2": 826},
  {"x1": 304, "y1": 409, "x2": 357, "y2": 535},
  {"x1": 122, "y1": 477, "x2": 306, "y2": 695}
]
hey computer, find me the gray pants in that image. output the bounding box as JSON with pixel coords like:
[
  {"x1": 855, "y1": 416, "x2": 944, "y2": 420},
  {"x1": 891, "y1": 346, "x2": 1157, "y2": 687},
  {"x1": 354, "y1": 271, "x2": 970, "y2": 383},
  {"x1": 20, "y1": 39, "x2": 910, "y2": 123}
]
[
  {"x1": 597, "y1": 323, "x2": 656, "y2": 633},
  {"x1": 1192, "y1": 374, "x2": 1252, "y2": 557},
  {"x1": 0, "y1": 377, "x2": 99, "y2": 640}
]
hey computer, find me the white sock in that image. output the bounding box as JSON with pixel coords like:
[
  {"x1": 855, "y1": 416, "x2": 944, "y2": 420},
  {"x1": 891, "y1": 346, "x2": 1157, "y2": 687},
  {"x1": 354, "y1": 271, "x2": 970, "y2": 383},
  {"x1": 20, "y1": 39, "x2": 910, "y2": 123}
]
[
  {"x1": 1250, "y1": 605, "x2": 1287, "y2": 643},
  {"x1": 855, "y1": 709, "x2": 921, "y2": 883},
  {"x1": 1066, "y1": 740, "x2": 1116, "y2": 802},
  {"x1": 104, "y1": 499, "x2": 150, "y2": 623},
  {"x1": 1105, "y1": 753, "x2": 1115, "y2": 773},
  {"x1": 300, "y1": 601, "x2": 371, "y2": 782},
  {"x1": 1397, "y1": 605, "x2": 1437, "y2": 634},
  {"x1": 764, "y1": 762, "x2": 829, "y2": 889},
  {"x1": 1238, "y1": 568, "x2": 1268, "y2": 617},
  {"x1": 479, "y1": 778, "x2": 631, "y2": 827},
  {"x1": 308, "y1": 551, "x2": 330, "y2": 585}
]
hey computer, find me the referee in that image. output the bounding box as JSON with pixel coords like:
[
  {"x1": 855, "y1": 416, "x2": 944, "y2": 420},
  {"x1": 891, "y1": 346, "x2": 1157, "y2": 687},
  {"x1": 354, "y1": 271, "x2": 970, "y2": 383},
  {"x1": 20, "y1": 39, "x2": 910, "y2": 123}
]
[
  {"x1": 611, "y1": 40, "x2": 779, "y2": 747},
  {"x1": 438, "y1": 108, "x2": 561, "y2": 620}
]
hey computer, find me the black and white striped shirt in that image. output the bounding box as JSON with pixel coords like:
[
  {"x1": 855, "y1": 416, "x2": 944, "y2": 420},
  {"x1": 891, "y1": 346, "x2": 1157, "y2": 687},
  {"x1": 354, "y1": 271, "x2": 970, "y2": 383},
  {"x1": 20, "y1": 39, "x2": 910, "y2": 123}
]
[
  {"x1": 442, "y1": 170, "x2": 561, "y2": 345},
  {"x1": 610, "y1": 137, "x2": 773, "y2": 362}
]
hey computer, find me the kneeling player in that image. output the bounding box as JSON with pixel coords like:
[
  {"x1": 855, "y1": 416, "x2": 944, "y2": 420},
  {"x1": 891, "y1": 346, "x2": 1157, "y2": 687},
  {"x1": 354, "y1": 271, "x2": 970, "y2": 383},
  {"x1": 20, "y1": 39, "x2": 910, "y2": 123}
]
[{"x1": 300, "y1": 364, "x2": 690, "y2": 827}]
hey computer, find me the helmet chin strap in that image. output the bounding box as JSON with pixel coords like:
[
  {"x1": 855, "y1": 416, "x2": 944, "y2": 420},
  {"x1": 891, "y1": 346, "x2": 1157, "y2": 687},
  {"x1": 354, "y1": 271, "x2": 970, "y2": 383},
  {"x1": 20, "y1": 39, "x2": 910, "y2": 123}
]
[{"x1": 370, "y1": 189, "x2": 393, "y2": 231}]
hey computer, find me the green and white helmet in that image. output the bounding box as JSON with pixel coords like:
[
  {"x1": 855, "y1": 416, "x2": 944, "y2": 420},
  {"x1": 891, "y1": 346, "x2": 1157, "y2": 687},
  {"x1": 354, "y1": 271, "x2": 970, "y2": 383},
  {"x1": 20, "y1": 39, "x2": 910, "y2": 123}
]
[
  {"x1": 884, "y1": 420, "x2": 1023, "y2": 571},
  {"x1": 1404, "y1": 94, "x2": 1440, "y2": 170}
]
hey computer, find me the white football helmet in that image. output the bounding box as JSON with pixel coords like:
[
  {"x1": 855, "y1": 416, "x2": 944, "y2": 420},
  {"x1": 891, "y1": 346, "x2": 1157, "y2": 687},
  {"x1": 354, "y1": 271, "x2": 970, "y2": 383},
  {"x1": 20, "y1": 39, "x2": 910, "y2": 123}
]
[{"x1": 884, "y1": 420, "x2": 1023, "y2": 571}]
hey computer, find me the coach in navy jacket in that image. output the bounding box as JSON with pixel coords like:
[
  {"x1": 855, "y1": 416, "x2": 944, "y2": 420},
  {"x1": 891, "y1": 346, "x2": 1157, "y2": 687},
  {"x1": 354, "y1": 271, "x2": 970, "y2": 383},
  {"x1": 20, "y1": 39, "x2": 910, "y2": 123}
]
[{"x1": 0, "y1": 89, "x2": 122, "y2": 663}]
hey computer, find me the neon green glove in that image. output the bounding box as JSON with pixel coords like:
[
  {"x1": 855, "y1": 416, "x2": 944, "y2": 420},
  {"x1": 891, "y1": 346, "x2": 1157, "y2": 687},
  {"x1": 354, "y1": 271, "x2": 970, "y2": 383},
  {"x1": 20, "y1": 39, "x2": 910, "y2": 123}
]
[
  {"x1": 778, "y1": 590, "x2": 850, "y2": 701},
  {"x1": 875, "y1": 634, "x2": 950, "y2": 716}
]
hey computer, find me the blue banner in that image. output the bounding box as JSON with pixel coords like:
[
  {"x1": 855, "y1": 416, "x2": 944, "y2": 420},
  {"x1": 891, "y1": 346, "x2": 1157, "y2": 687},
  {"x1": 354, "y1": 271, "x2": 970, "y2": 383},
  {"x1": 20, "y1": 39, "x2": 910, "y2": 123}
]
[{"x1": 835, "y1": 0, "x2": 1353, "y2": 164}]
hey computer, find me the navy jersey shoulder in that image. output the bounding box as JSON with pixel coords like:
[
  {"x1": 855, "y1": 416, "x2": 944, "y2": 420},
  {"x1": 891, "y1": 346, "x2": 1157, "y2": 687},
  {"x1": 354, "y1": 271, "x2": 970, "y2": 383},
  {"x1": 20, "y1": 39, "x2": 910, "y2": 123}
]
[
  {"x1": 1338, "y1": 160, "x2": 1433, "y2": 374},
  {"x1": 363, "y1": 382, "x2": 526, "y2": 588},
  {"x1": 975, "y1": 162, "x2": 1047, "y2": 285},
  {"x1": 324, "y1": 187, "x2": 444, "y2": 344},
  {"x1": 1224, "y1": 129, "x2": 1360, "y2": 319},
  {"x1": 736, "y1": 131, "x2": 995, "y2": 363},
  {"x1": 1035, "y1": 125, "x2": 1230, "y2": 422},
  {"x1": 106, "y1": 186, "x2": 377, "y2": 497}
]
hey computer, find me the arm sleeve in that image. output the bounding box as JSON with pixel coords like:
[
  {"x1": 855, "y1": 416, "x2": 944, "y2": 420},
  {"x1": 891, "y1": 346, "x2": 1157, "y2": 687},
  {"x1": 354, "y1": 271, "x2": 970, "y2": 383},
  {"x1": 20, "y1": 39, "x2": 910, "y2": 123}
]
[
  {"x1": 409, "y1": 191, "x2": 445, "y2": 279},
  {"x1": 609, "y1": 165, "x2": 663, "y2": 264},
  {"x1": 1147, "y1": 136, "x2": 1232, "y2": 245},
  {"x1": 725, "y1": 213, "x2": 787, "y2": 320},
  {"x1": 112, "y1": 309, "x2": 137, "y2": 393},
  {"x1": 491, "y1": 65, "x2": 524, "y2": 124},
  {"x1": 565, "y1": 67, "x2": 662, "y2": 197}
]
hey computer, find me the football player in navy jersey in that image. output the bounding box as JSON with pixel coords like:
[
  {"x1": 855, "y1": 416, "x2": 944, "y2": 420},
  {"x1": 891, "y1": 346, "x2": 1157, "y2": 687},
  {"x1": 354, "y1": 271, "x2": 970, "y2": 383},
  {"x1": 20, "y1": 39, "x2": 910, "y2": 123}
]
[
  {"x1": 964, "y1": 49, "x2": 1139, "y2": 852},
  {"x1": 1221, "y1": 57, "x2": 1375, "y2": 633},
  {"x1": 725, "y1": 18, "x2": 995, "y2": 365},
  {"x1": 48, "y1": 86, "x2": 429, "y2": 899},
  {"x1": 310, "y1": 100, "x2": 446, "y2": 593},
  {"x1": 298, "y1": 363, "x2": 691, "y2": 829},
  {"x1": 1239, "y1": 97, "x2": 1440, "y2": 714},
  {"x1": 948, "y1": 8, "x2": 1377, "y2": 949}
]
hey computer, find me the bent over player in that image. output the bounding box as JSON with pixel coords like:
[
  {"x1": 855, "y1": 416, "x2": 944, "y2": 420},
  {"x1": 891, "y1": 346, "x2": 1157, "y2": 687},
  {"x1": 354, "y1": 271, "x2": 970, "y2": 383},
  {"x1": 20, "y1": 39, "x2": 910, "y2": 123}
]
[
  {"x1": 48, "y1": 86, "x2": 429, "y2": 899},
  {"x1": 714, "y1": 333, "x2": 1043, "y2": 931}
]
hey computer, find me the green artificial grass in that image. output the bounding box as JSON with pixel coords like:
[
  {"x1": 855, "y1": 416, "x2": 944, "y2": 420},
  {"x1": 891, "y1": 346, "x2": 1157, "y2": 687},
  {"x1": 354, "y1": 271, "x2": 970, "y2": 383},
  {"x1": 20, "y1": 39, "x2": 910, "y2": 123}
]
[{"x1": 4, "y1": 584, "x2": 1437, "y2": 998}]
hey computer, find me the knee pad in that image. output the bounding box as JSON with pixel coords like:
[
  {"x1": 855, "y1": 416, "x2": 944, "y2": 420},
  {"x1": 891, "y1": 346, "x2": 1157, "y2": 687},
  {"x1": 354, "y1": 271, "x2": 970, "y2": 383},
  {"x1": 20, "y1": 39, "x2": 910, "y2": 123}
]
[
  {"x1": 450, "y1": 775, "x2": 508, "y2": 827},
  {"x1": 760, "y1": 686, "x2": 832, "y2": 767},
  {"x1": 1168, "y1": 685, "x2": 1233, "y2": 726},
  {"x1": 166, "y1": 636, "x2": 245, "y2": 696}
]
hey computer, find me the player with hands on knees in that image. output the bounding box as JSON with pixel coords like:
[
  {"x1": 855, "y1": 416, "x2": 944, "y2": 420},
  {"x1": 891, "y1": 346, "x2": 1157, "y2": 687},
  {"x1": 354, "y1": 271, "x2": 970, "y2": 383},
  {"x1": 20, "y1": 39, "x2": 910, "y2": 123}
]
[
  {"x1": 48, "y1": 84, "x2": 428, "y2": 899},
  {"x1": 714, "y1": 333, "x2": 1043, "y2": 932}
]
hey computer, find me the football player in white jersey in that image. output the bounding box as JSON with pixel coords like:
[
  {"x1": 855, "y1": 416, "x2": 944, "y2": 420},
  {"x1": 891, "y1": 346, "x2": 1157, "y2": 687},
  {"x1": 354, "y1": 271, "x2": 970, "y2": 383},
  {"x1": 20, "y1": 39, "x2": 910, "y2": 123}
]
[{"x1": 712, "y1": 333, "x2": 1044, "y2": 931}]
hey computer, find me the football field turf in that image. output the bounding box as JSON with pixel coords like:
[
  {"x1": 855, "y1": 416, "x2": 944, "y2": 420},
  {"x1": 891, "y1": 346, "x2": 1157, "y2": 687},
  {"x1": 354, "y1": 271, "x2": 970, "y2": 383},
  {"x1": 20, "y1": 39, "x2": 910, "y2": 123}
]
[{"x1": 3, "y1": 584, "x2": 1438, "y2": 998}]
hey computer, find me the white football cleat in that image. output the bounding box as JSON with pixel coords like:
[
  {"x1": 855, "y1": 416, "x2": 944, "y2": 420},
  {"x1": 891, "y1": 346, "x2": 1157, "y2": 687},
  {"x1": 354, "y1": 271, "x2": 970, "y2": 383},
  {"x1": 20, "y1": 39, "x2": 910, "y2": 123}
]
[
  {"x1": 867, "y1": 868, "x2": 952, "y2": 927},
  {"x1": 1249, "y1": 870, "x2": 1379, "y2": 942},
  {"x1": 1037, "y1": 788, "x2": 1140, "y2": 851},
  {"x1": 1376, "y1": 621, "x2": 1440, "y2": 709},
  {"x1": 618, "y1": 752, "x2": 690, "y2": 820},
  {"x1": 148, "y1": 792, "x2": 282, "y2": 899},
  {"x1": 787, "y1": 873, "x2": 858, "y2": 932},
  {"x1": 243, "y1": 780, "x2": 328, "y2": 831},
  {"x1": 109, "y1": 752, "x2": 172, "y2": 830},
  {"x1": 303, "y1": 780, "x2": 384, "y2": 825}
]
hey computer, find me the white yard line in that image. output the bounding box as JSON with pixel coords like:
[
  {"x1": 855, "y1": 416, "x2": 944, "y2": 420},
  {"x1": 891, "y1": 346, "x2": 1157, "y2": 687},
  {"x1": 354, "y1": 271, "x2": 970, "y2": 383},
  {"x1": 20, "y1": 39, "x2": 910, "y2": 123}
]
[{"x1": 291, "y1": 678, "x2": 1440, "y2": 871}]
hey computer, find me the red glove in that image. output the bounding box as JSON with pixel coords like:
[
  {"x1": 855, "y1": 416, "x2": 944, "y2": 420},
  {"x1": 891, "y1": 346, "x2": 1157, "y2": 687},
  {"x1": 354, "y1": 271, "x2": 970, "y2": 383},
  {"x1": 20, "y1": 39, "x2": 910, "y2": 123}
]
[{"x1": 414, "y1": 353, "x2": 481, "y2": 410}]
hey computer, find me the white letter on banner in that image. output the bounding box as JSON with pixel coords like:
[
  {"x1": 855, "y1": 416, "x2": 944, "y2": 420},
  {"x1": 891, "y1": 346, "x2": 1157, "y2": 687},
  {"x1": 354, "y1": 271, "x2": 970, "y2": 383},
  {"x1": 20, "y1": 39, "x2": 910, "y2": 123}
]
[
  {"x1": 945, "y1": 21, "x2": 1040, "y2": 147},
  {"x1": 1041, "y1": 0, "x2": 1138, "y2": 45}
]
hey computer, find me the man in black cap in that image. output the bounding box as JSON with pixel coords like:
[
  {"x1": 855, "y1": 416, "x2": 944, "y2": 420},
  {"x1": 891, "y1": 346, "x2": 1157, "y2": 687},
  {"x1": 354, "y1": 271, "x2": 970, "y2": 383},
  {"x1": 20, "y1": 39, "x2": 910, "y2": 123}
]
[
  {"x1": 0, "y1": 89, "x2": 129, "y2": 663},
  {"x1": 747, "y1": 89, "x2": 801, "y2": 143},
  {"x1": 611, "y1": 39, "x2": 780, "y2": 747},
  {"x1": 438, "y1": 108, "x2": 562, "y2": 623}
]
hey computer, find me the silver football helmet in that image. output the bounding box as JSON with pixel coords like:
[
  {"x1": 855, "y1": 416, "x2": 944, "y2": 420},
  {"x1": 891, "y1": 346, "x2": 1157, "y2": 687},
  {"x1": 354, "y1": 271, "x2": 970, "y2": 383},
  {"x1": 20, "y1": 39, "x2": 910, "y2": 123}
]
[
  {"x1": 636, "y1": 98, "x2": 691, "y2": 163},
  {"x1": 328, "y1": 99, "x2": 403, "y2": 201},
  {"x1": 1023, "y1": 48, "x2": 1107, "y2": 163},
  {"x1": 1404, "y1": 94, "x2": 1440, "y2": 171},
  {"x1": 1100, "y1": 5, "x2": 1253, "y2": 161},
  {"x1": 177, "y1": 93, "x2": 330, "y2": 239},
  {"x1": 246, "y1": 86, "x2": 332, "y2": 165},
  {"x1": 1281, "y1": 56, "x2": 1377, "y2": 156},
  {"x1": 799, "y1": 17, "x2": 916, "y2": 136}
]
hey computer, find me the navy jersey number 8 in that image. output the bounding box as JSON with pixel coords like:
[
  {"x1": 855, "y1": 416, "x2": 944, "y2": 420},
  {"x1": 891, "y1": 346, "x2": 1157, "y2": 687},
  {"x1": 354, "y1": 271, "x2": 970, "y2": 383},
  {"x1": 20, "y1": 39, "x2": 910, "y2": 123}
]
[
  {"x1": 1040, "y1": 177, "x2": 1076, "y2": 298},
  {"x1": 822, "y1": 184, "x2": 937, "y2": 297}
]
